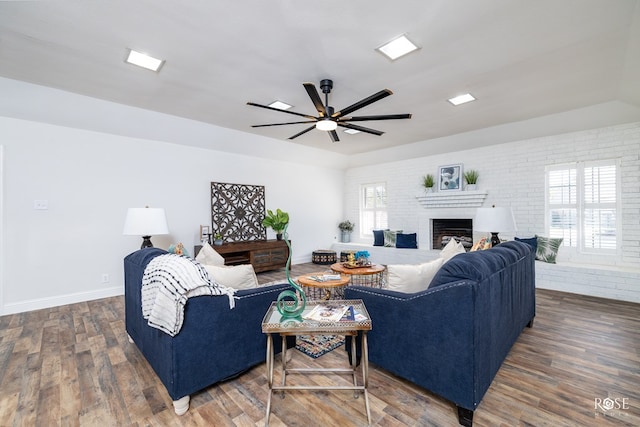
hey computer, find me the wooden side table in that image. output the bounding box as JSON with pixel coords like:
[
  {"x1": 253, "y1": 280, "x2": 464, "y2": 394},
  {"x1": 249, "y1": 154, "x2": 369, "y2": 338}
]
[
  {"x1": 262, "y1": 300, "x2": 372, "y2": 426},
  {"x1": 297, "y1": 272, "x2": 350, "y2": 300},
  {"x1": 330, "y1": 262, "x2": 386, "y2": 288}
]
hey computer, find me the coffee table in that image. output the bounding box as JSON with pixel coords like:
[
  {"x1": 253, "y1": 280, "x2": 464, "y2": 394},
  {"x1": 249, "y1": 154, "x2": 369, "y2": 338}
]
[
  {"x1": 330, "y1": 262, "x2": 386, "y2": 288},
  {"x1": 297, "y1": 272, "x2": 350, "y2": 300},
  {"x1": 261, "y1": 299, "x2": 372, "y2": 426}
]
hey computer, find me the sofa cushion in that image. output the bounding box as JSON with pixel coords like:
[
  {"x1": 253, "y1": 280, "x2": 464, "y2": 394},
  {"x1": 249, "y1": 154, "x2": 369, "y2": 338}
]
[
  {"x1": 396, "y1": 233, "x2": 418, "y2": 249},
  {"x1": 383, "y1": 230, "x2": 401, "y2": 247},
  {"x1": 515, "y1": 236, "x2": 538, "y2": 252},
  {"x1": 196, "y1": 242, "x2": 225, "y2": 266},
  {"x1": 471, "y1": 237, "x2": 492, "y2": 251},
  {"x1": 372, "y1": 230, "x2": 385, "y2": 246},
  {"x1": 535, "y1": 235, "x2": 563, "y2": 263},
  {"x1": 387, "y1": 258, "x2": 445, "y2": 293},
  {"x1": 204, "y1": 264, "x2": 258, "y2": 290},
  {"x1": 440, "y1": 238, "x2": 466, "y2": 262}
]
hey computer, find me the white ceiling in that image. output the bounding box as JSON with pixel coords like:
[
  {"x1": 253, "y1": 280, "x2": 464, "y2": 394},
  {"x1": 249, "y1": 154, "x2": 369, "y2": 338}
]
[{"x1": 1, "y1": 0, "x2": 640, "y2": 156}]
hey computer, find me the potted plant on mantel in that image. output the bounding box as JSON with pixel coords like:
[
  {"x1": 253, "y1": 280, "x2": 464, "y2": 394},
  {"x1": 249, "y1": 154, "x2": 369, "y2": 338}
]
[
  {"x1": 464, "y1": 169, "x2": 479, "y2": 191},
  {"x1": 422, "y1": 174, "x2": 435, "y2": 193},
  {"x1": 262, "y1": 208, "x2": 289, "y2": 240},
  {"x1": 338, "y1": 220, "x2": 355, "y2": 243}
]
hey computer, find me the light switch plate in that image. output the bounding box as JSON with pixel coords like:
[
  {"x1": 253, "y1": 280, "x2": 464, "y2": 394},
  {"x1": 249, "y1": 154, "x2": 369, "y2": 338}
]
[{"x1": 34, "y1": 200, "x2": 48, "y2": 210}]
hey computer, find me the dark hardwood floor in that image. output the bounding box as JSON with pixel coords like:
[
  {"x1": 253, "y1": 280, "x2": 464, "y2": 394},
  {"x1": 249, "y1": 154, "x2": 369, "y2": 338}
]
[{"x1": 0, "y1": 263, "x2": 638, "y2": 426}]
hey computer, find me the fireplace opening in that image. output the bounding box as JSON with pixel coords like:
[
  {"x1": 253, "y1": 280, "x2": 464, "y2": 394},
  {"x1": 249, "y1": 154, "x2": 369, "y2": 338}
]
[{"x1": 432, "y1": 218, "x2": 473, "y2": 250}]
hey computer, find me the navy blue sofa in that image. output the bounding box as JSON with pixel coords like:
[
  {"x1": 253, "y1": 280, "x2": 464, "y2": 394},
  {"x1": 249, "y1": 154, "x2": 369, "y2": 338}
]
[
  {"x1": 344, "y1": 240, "x2": 535, "y2": 426},
  {"x1": 124, "y1": 248, "x2": 292, "y2": 415}
]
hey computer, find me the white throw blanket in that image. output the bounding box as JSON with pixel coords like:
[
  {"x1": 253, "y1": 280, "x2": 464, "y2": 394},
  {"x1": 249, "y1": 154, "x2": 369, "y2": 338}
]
[{"x1": 141, "y1": 254, "x2": 236, "y2": 336}]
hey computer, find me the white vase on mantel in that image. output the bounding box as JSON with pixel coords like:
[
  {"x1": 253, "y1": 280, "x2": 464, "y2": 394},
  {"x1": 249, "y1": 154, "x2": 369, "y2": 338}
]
[{"x1": 466, "y1": 184, "x2": 477, "y2": 191}]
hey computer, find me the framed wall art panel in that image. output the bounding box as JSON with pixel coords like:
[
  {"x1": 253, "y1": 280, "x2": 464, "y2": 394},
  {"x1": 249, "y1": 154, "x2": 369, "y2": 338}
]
[
  {"x1": 438, "y1": 164, "x2": 463, "y2": 192},
  {"x1": 211, "y1": 182, "x2": 266, "y2": 242}
]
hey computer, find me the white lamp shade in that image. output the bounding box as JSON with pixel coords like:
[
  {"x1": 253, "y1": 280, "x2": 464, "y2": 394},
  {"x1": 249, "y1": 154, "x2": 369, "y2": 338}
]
[
  {"x1": 123, "y1": 207, "x2": 169, "y2": 236},
  {"x1": 474, "y1": 207, "x2": 517, "y2": 233}
]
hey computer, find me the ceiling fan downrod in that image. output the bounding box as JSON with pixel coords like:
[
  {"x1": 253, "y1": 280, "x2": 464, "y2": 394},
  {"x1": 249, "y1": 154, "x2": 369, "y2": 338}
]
[{"x1": 320, "y1": 79, "x2": 333, "y2": 111}]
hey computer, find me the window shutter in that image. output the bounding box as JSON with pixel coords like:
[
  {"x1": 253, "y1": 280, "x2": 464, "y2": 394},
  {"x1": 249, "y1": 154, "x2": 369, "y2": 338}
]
[{"x1": 583, "y1": 164, "x2": 616, "y2": 251}]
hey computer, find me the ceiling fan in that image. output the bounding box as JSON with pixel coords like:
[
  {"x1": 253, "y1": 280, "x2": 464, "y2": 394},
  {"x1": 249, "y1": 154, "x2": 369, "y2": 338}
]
[{"x1": 247, "y1": 79, "x2": 412, "y2": 143}]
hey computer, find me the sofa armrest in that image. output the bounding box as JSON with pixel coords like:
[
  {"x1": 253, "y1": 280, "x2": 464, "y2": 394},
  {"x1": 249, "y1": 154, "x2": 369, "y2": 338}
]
[{"x1": 344, "y1": 281, "x2": 480, "y2": 410}]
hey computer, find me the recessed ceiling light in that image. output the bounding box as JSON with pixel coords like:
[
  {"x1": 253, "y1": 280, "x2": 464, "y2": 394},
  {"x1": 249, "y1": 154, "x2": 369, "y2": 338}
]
[
  {"x1": 376, "y1": 34, "x2": 419, "y2": 60},
  {"x1": 448, "y1": 93, "x2": 476, "y2": 106},
  {"x1": 268, "y1": 100, "x2": 292, "y2": 110},
  {"x1": 125, "y1": 49, "x2": 164, "y2": 72},
  {"x1": 344, "y1": 128, "x2": 360, "y2": 135}
]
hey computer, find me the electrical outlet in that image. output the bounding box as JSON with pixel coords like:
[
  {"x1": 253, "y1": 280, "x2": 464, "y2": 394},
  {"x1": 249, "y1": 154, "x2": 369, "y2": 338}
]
[
  {"x1": 101, "y1": 274, "x2": 110, "y2": 284},
  {"x1": 34, "y1": 200, "x2": 49, "y2": 210}
]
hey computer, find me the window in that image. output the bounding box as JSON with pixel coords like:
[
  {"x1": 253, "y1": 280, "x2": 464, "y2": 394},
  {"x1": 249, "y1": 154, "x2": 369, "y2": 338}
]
[
  {"x1": 546, "y1": 160, "x2": 618, "y2": 255},
  {"x1": 360, "y1": 183, "x2": 388, "y2": 236}
]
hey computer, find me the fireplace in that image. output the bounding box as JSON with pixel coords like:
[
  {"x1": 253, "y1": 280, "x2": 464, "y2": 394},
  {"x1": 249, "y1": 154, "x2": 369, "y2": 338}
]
[{"x1": 432, "y1": 218, "x2": 473, "y2": 250}]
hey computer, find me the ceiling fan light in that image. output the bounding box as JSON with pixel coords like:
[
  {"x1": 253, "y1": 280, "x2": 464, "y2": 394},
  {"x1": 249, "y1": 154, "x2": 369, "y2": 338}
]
[
  {"x1": 125, "y1": 49, "x2": 164, "y2": 72},
  {"x1": 376, "y1": 35, "x2": 419, "y2": 60},
  {"x1": 316, "y1": 119, "x2": 338, "y2": 131}
]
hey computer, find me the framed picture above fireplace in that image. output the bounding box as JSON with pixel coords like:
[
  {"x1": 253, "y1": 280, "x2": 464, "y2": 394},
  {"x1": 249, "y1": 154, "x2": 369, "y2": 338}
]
[{"x1": 438, "y1": 164, "x2": 463, "y2": 191}]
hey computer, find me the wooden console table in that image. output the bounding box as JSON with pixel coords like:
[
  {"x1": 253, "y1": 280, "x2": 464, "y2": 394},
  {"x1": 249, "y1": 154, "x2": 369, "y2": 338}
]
[{"x1": 194, "y1": 240, "x2": 290, "y2": 273}]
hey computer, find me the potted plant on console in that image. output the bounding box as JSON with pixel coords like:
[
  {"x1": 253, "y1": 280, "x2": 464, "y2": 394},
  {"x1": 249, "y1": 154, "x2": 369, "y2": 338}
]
[
  {"x1": 262, "y1": 208, "x2": 289, "y2": 240},
  {"x1": 464, "y1": 169, "x2": 479, "y2": 191},
  {"x1": 338, "y1": 220, "x2": 355, "y2": 243}
]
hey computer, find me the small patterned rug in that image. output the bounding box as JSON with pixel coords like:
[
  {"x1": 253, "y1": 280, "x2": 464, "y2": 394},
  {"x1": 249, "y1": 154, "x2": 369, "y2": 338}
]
[{"x1": 296, "y1": 334, "x2": 345, "y2": 358}]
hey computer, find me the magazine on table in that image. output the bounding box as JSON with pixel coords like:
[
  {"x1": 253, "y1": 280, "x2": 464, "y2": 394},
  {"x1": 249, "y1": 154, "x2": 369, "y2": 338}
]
[
  {"x1": 304, "y1": 304, "x2": 350, "y2": 322},
  {"x1": 340, "y1": 306, "x2": 355, "y2": 321},
  {"x1": 307, "y1": 274, "x2": 342, "y2": 282}
]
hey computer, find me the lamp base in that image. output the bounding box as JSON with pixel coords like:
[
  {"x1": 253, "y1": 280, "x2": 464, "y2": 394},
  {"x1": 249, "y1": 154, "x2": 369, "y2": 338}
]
[
  {"x1": 489, "y1": 232, "x2": 501, "y2": 247},
  {"x1": 141, "y1": 236, "x2": 154, "y2": 249}
]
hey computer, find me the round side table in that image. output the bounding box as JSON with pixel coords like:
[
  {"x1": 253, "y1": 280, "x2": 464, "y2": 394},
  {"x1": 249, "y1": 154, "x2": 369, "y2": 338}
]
[
  {"x1": 330, "y1": 263, "x2": 386, "y2": 288},
  {"x1": 297, "y1": 273, "x2": 350, "y2": 300}
]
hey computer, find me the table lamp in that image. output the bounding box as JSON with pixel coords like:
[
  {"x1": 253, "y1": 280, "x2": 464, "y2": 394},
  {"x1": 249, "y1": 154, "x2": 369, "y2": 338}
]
[
  {"x1": 474, "y1": 206, "x2": 517, "y2": 247},
  {"x1": 123, "y1": 207, "x2": 169, "y2": 249}
]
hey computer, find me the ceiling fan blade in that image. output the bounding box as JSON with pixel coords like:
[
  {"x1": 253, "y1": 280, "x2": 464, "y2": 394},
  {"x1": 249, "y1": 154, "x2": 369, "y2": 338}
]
[
  {"x1": 338, "y1": 122, "x2": 384, "y2": 136},
  {"x1": 303, "y1": 83, "x2": 327, "y2": 117},
  {"x1": 247, "y1": 102, "x2": 316, "y2": 120},
  {"x1": 333, "y1": 89, "x2": 393, "y2": 118},
  {"x1": 342, "y1": 113, "x2": 412, "y2": 122},
  {"x1": 252, "y1": 121, "x2": 317, "y2": 128},
  {"x1": 288, "y1": 125, "x2": 316, "y2": 140},
  {"x1": 329, "y1": 130, "x2": 340, "y2": 143}
]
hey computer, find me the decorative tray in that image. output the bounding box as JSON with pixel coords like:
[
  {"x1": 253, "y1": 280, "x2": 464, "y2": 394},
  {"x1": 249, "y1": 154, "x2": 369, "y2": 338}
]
[{"x1": 342, "y1": 262, "x2": 372, "y2": 269}]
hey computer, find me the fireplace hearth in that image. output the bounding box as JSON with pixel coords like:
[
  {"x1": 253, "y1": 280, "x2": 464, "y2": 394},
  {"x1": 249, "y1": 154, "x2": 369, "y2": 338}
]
[{"x1": 432, "y1": 218, "x2": 473, "y2": 250}]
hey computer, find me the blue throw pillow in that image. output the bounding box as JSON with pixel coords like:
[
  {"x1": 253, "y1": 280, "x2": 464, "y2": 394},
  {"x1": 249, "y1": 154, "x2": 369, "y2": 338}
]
[
  {"x1": 396, "y1": 233, "x2": 418, "y2": 249},
  {"x1": 373, "y1": 230, "x2": 385, "y2": 246},
  {"x1": 515, "y1": 236, "x2": 538, "y2": 252}
]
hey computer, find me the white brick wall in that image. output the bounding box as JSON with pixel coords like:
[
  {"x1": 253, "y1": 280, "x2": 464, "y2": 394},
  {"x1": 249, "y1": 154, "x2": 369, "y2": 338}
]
[{"x1": 344, "y1": 122, "x2": 640, "y2": 302}]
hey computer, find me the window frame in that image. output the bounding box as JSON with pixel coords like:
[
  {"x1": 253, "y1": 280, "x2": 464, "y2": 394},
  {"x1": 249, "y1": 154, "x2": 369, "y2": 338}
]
[
  {"x1": 545, "y1": 160, "x2": 620, "y2": 259},
  {"x1": 359, "y1": 182, "x2": 388, "y2": 238}
]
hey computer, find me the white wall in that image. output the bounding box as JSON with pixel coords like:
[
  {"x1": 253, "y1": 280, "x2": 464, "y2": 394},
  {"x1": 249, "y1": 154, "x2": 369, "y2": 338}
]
[
  {"x1": 343, "y1": 122, "x2": 640, "y2": 300},
  {"x1": 0, "y1": 117, "x2": 345, "y2": 315}
]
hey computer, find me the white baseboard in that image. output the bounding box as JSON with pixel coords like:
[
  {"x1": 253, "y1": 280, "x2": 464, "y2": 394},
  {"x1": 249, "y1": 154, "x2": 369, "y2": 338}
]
[{"x1": 1, "y1": 285, "x2": 123, "y2": 315}]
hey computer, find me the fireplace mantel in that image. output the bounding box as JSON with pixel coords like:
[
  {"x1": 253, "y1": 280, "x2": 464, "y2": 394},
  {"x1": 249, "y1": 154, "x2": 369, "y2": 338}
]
[{"x1": 416, "y1": 190, "x2": 488, "y2": 208}]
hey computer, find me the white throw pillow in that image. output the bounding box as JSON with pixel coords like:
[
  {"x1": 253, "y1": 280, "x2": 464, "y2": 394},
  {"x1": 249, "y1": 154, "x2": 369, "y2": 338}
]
[
  {"x1": 204, "y1": 264, "x2": 258, "y2": 290},
  {"x1": 440, "y1": 238, "x2": 466, "y2": 262},
  {"x1": 387, "y1": 258, "x2": 445, "y2": 293},
  {"x1": 196, "y1": 242, "x2": 225, "y2": 266}
]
